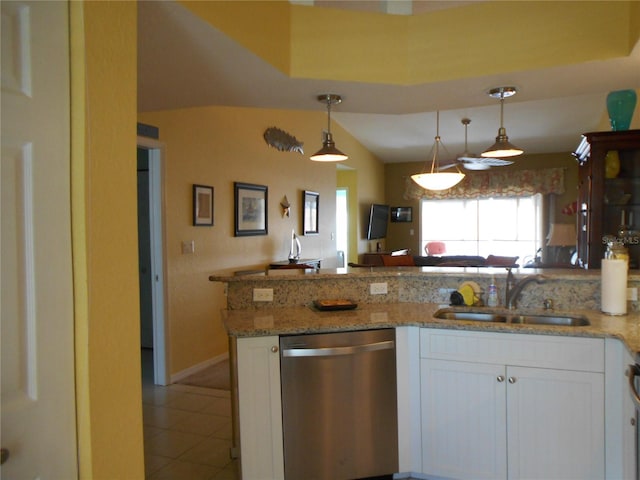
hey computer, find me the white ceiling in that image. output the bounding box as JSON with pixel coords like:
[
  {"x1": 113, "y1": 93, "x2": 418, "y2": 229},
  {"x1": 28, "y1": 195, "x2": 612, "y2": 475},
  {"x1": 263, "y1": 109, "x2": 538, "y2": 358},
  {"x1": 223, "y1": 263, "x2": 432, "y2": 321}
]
[{"x1": 137, "y1": 1, "x2": 640, "y2": 164}]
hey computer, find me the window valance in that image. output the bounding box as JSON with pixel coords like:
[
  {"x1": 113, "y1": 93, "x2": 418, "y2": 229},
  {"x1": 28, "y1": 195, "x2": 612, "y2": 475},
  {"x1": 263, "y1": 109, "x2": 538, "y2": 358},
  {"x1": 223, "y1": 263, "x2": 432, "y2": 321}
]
[{"x1": 404, "y1": 167, "x2": 565, "y2": 200}]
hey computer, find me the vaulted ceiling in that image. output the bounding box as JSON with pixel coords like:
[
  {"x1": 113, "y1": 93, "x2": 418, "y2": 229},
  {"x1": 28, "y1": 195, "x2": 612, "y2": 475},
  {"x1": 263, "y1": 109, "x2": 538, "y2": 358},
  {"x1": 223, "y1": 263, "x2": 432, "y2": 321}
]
[{"x1": 138, "y1": 1, "x2": 640, "y2": 163}]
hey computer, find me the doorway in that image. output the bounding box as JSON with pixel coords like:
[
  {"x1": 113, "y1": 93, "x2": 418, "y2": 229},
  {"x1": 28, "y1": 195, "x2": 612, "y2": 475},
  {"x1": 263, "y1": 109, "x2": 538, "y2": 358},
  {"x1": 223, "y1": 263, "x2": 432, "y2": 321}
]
[
  {"x1": 336, "y1": 188, "x2": 349, "y2": 267},
  {"x1": 137, "y1": 139, "x2": 168, "y2": 385}
]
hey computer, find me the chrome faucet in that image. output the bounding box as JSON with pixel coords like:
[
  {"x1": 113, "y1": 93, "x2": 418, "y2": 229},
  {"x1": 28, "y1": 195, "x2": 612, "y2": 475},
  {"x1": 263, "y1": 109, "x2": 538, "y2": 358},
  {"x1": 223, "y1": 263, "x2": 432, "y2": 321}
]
[{"x1": 505, "y1": 268, "x2": 547, "y2": 309}]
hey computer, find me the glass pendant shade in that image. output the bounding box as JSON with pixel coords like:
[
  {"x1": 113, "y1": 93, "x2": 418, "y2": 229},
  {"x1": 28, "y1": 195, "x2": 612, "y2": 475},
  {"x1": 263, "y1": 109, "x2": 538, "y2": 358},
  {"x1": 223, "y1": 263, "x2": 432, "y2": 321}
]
[
  {"x1": 411, "y1": 111, "x2": 465, "y2": 191},
  {"x1": 411, "y1": 172, "x2": 465, "y2": 191},
  {"x1": 310, "y1": 132, "x2": 348, "y2": 161}
]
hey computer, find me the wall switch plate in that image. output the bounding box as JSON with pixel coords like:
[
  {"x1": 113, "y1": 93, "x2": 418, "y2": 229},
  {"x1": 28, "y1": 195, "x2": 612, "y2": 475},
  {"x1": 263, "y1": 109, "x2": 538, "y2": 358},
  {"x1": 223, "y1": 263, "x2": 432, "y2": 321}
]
[
  {"x1": 370, "y1": 282, "x2": 388, "y2": 295},
  {"x1": 253, "y1": 288, "x2": 273, "y2": 302},
  {"x1": 181, "y1": 240, "x2": 195, "y2": 254},
  {"x1": 628, "y1": 287, "x2": 638, "y2": 301}
]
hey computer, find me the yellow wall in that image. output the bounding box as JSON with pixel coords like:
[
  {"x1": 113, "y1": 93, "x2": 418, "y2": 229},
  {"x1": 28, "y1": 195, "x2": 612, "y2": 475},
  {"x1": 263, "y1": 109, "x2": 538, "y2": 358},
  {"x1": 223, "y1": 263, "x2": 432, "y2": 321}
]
[
  {"x1": 185, "y1": 1, "x2": 639, "y2": 85},
  {"x1": 72, "y1": 1, "x2": 144, "y2": 478},
  {"x1": 138, "y1": 106, "x2": 384, "y2": 373}
]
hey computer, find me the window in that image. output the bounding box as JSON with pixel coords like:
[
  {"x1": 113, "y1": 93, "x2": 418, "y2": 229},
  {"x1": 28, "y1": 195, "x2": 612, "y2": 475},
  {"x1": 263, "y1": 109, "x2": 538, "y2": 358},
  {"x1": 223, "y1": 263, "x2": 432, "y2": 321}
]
[{"x1": 420, "y1": 194, "x2": 543, "y2": 262}]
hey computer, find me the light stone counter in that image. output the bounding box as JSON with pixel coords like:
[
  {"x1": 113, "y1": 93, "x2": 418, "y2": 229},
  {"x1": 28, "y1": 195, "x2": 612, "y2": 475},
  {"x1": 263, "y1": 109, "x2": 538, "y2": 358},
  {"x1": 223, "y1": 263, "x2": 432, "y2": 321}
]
[{"x1": 211, "y1": 266, "x2": 640, "y2": 358}]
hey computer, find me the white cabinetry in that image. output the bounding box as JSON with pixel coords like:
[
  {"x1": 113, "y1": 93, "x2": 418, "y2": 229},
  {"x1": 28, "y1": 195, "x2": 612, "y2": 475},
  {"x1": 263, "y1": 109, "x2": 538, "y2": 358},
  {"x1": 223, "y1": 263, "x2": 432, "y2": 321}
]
[
  {"x1": 236, "y1": 336, "x2": 284, "y2": 480},
  {"x1": 605, "y1": 338, "x2": 637, "y2": 479},
  {"x1": 420, "y1": 329, "x2": 605, "y2": 480}
]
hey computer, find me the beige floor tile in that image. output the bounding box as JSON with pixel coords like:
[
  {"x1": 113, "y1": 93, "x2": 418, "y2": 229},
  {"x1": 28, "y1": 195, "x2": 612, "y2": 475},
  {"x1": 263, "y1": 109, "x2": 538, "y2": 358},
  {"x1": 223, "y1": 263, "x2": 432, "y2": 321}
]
[
  {"x1": 178, "y1": 436, "x2": 233, "y2": 468},
  {"x1": 143, "y1": 404, "x2": 192, "y2": 429},
  {"x1": 210, "y1": 418, "x2": 233, "y2": 441},
  {"x1": 144, "y1": 429, "x2": 208, "y2": 459},
  {"x1": 170, "y1": 411, "x2": 229, "y2": 437},
  {"x1": 146, "y1": 459, "x2": 221, "y2": 480},
  {"x1": 200, "y1": 397, "x2": 231, "y2": 417},
  {"x1": 165, "y1": 392, "x2": 218, "y2": 412},
  {"x1": 143, "y1": 425, "x2": 165, "y2": 442},
  {"x1": 210, "y1": 459, "x2": 239, "y2": 480},
  {"x1": 144, "y1": 454, "x2": 173, "y2": 477},
  {"x1": 142, "y1": 384, "x2": 185, "y2": 406}
]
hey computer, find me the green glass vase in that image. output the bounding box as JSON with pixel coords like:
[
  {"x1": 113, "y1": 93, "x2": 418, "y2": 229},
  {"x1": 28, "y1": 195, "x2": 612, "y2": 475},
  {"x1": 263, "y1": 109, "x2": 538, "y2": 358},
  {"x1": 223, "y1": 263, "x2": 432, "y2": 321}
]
[{"x1": 606, "y1": 89, "x2": 637, "y2": 131}]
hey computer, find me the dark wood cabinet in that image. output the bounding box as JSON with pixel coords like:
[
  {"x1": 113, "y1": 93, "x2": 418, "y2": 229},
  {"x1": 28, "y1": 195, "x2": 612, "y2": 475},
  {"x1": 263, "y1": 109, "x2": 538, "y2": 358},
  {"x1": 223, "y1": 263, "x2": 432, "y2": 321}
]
[{"x1": 575, "y1": 130, "x2": 640, "y2": 268}]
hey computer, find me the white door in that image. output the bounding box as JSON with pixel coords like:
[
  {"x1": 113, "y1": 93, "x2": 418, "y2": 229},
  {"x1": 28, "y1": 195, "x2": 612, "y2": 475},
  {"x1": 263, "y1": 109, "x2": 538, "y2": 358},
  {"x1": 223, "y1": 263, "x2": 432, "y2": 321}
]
[{"x1": 1, "y1": 1, "x2": 77, "y2": 477}]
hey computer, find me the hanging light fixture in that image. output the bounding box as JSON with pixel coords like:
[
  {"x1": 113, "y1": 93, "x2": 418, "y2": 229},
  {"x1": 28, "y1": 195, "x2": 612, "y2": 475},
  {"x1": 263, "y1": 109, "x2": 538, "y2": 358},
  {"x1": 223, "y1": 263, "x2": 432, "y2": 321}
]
[
  {"x1": 481, "y1": 86, "x2": 524, "y2": 158},
  {"x1": 411, "y1": 111, "x2": 465, "y2": 191},
  {"x1": 310, "y1": 94, "x2": 348, "y2": 162}
]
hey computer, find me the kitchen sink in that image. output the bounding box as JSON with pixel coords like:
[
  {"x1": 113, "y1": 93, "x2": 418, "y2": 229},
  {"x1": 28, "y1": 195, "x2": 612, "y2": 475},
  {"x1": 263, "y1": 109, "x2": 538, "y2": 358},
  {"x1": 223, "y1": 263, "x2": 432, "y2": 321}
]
[
  {"x1": 434, "y1": 308, "x2": 590, "y2": 327},
  {"x1": 434, "y1": 310, "x2": 508, "y2": 322},
  {"x1": 509, "y1": 315, "x2": 590, "y2": 326}
]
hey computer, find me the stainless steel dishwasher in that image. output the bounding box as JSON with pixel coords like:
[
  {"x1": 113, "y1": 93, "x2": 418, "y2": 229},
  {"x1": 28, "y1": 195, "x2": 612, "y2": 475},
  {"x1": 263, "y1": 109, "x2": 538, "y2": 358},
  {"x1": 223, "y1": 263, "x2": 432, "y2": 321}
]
[{"x1": 280, "y1": 328, "x2": 398, "y2": 480}]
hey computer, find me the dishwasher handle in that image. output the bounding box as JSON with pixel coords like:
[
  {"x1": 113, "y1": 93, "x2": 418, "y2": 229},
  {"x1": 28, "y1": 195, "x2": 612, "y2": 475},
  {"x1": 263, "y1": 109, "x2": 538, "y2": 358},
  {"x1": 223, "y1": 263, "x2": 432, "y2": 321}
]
[
  {"x1": 282, "y1": 340, "x2": 394, "y2": 357},
  {"x1": 628, "y1": 364, "x2": 640, "y2": 409}
]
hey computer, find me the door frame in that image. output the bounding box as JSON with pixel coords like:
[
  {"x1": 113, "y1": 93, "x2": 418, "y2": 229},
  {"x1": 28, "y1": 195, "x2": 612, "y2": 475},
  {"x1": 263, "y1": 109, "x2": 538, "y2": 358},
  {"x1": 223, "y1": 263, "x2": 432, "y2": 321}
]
[{"x1": 137, "y1": 136, "x2": 169, "y2": 385}]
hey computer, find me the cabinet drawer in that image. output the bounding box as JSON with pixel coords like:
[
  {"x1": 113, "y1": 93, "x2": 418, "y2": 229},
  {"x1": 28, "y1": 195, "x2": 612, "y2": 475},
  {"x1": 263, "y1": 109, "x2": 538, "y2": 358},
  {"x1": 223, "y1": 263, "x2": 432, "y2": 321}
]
[{"x1": 420, "y1": 329, "x2": 604, "y2": 372}]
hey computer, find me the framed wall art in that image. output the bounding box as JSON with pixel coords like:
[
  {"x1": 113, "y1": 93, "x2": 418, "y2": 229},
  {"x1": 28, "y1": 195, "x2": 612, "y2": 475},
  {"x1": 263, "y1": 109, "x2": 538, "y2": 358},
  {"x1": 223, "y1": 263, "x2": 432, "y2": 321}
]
[
  {"x1": 390, "y1": 206, "x2": 412, "y2": 223},
  {"x1": 303, "y1": 190, "x2": 319, "y2": 235},
  {"x1": 234, "y1": 182, "x2": 268, "y2": 236},
  {"x1": 193, "y1": 184, "x2": 214, "y2": 226}
]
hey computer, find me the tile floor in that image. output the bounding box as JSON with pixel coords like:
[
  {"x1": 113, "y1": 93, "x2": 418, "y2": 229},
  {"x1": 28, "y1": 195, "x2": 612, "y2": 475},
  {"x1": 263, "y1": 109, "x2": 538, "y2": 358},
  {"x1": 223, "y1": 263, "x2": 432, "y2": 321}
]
[{"x1": 142, "y1": 350, "x2": 239, "y2": 479}]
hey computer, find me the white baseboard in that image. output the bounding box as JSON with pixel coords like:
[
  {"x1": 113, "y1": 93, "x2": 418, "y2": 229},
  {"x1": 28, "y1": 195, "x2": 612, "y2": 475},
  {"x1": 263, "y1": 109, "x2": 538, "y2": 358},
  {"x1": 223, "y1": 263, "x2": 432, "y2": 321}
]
[{"x1": 170, "y1": 351, "x2": 229, "y2": 383}]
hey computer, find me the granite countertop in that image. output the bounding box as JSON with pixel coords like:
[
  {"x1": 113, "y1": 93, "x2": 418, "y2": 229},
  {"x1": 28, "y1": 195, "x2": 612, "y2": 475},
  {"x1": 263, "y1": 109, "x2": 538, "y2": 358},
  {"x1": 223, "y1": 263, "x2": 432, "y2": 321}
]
[{"x1": 222, "y1": 302, "x2": 640, "y2": 358}]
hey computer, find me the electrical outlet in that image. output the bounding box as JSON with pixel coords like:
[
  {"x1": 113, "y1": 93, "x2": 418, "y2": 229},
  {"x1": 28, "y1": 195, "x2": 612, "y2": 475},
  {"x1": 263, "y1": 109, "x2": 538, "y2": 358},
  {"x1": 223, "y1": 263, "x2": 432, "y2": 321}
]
[
  {"x1": 370, "y1": 282, "x2": 388, "y2": 295},
  {"x1": 253, "y1": 288, "x2": 273, "y2": 302},
  {"x1": 628, "y1": 287, "x2": 638, "y2": 301}
]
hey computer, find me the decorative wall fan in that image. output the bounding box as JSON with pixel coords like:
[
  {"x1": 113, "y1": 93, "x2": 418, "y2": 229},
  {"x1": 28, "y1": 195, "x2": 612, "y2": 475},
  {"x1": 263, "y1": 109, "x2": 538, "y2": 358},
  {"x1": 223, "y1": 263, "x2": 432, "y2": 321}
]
[{"x1": 440, "y1": 118, "x2": 514, "y2": 171}]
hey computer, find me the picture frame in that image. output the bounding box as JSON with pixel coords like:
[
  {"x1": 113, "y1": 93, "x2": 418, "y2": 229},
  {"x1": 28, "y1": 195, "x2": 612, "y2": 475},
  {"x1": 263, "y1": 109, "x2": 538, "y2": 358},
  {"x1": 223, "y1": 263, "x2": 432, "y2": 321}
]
[
  {"x1": 234, "y1": 182, "x2": 268, "y2": 236},
  {"x1": 303, "y1": 190, "x2": 319, "y2": 235},
  {"x1": 390, "y1": 206, "x2": 412, "y2": 223},
  {"x1": 193, "y1": 184, "x2": 214, "y2": 226}
]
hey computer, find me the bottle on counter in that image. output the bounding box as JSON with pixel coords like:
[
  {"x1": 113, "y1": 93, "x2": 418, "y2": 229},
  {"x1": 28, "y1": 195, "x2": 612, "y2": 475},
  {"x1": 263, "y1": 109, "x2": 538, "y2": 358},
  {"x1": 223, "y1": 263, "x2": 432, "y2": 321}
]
[{"x1": 487, "y1": 276, "x2": 499, "y2": 307}]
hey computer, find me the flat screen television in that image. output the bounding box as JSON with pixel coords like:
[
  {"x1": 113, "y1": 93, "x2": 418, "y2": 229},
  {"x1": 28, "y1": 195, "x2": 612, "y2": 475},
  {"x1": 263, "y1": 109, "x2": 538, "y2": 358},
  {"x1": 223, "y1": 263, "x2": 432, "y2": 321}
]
[{"x1": 366, "y1": 204, "x2": 390, "y2": 240}]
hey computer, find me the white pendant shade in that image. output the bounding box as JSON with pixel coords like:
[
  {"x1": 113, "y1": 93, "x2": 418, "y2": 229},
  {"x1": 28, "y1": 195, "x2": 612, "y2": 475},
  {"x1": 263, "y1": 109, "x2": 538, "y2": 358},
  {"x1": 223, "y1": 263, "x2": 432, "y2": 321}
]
[
  {"x1": 411, "y1": 172, "x2": 465, "y2": 191},
  {"x1": 411, "y1": 111, "x2": 465, "y2": 191}
]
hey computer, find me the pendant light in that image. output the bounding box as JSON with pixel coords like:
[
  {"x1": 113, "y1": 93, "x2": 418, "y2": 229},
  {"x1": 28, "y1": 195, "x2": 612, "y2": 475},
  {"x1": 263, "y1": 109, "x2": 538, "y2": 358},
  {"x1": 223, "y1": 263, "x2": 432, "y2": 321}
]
[
  {"x1": 481, "y1": 86, "x2": 524, "y2": 158},
  {"x1": 411, "y1": 111, "x2": 465, "y2": 191},
  {"x1": 310, "y1": 94, "x2": 348, "y2": 162}
]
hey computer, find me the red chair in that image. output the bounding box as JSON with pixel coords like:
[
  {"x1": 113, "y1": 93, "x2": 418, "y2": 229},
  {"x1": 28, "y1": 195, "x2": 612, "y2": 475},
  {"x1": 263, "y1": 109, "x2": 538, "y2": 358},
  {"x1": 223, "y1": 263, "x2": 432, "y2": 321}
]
[{"x1": 425, "y1": 242, "x2": 446, "y2": 255}]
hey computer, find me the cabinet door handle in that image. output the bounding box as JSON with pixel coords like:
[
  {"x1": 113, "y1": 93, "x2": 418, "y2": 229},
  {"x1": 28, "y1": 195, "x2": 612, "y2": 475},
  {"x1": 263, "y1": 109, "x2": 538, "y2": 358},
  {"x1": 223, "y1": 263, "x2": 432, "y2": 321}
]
[
  {"x1": 628, "y1": 365, "x2": 640, "y2": 408},
  {"x1": 508, "y1": 377, "x2": 517, "y2": 384},
  {"x1": 271, "y1": 346, "x2": 279, "y2": 353},
  {"x1": 496, "y1": 375, "x2": 505, "y2": 382}
]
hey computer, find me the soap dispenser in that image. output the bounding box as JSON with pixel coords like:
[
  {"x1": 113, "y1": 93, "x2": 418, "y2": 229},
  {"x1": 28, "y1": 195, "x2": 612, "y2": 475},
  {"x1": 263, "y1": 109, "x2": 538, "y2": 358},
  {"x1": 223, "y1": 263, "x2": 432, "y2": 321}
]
[{"x1": 487, "y1": 276, "x2": 499, "y2": 307}]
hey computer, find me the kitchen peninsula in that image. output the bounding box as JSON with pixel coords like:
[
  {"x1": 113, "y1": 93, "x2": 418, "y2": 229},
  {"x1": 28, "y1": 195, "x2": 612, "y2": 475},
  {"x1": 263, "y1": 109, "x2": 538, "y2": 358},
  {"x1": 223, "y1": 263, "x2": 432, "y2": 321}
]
[{"x1": 209, "y1": 267, "x2": 640, "y2": 480}]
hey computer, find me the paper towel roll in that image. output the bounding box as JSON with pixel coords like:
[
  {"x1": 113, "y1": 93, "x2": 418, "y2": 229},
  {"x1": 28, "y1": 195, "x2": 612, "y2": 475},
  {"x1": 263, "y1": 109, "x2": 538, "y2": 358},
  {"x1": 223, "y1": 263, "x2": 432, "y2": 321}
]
[{"x1": 601, "y1": 258, "x2": 627, "y2": 315}]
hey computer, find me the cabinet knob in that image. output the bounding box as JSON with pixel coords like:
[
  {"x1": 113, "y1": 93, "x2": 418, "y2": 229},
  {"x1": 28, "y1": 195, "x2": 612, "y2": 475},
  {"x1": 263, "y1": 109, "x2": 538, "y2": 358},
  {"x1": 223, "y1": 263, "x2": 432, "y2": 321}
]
[
  {"x1": 631, "y1": 417, "x2": 636, "y2": 427},
  {"x1": 496, "y1": 375, "x2": 505, "y2": 382},
  {"x1": 508, "y1": 377, "x2": 517, "y2": 384},
  {"x1": 271, "y1": 346, "x2": 279, "y2": 353}
]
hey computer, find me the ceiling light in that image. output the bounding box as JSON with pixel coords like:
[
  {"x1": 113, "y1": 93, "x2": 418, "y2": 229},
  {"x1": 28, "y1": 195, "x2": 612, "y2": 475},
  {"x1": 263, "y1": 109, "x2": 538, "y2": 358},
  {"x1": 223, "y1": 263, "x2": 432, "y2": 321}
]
[
  {"x1": 310, "y1": 94, "x2": 348, "y2": 162},
  {"x1": 482, "y1": 86, "x2": 524, "y2": 158},
  {"x1": 458, "y1": 118, "x2": 514, "y2": 170},
  {"x1": 411, "y1": 111, "x2": 465, "y2": 191}
]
